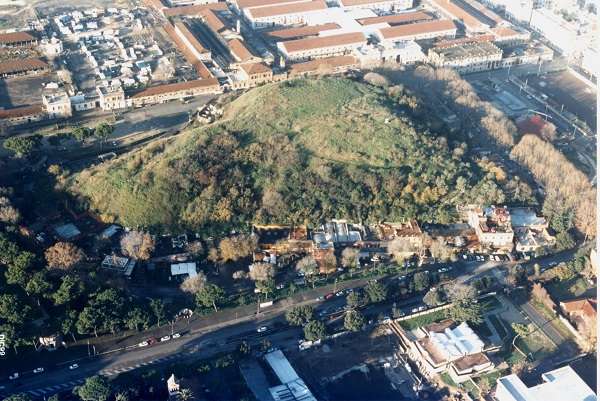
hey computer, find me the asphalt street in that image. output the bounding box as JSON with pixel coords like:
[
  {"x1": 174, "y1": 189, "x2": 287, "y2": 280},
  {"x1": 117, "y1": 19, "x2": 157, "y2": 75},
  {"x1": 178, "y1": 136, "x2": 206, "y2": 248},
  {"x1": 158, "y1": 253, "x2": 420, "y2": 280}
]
[{"x1": 0, "y1": 248, "x2": 580, "y2": 399}]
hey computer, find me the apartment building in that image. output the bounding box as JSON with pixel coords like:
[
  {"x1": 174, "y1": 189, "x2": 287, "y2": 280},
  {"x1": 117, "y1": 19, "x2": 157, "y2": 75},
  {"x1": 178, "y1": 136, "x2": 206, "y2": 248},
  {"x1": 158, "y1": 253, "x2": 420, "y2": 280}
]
[
  {"x1": 277, "y1": 31, "x2": 365, "y2": 61},
  {"x1": 376, "y1": 19, "x2": 457, "y2": 44},
  {"x1": 467, "y1": 205, "x2": 514, "y2": 250},
  {"x1": 42, "y1": 88, "x2": 73, "y2": 119},
  {"x1": 428, "y1": 41, "x2": 502, "y2": 72},
  {"x1": 335, "y1": 0, "x2": 413, "y2": 12},
  {"x1": 96, "y1": 84, "x2": 127, "y2": 111},
  {"x1": 243, "y1": 0, "x2": 328, "y2": 29}
]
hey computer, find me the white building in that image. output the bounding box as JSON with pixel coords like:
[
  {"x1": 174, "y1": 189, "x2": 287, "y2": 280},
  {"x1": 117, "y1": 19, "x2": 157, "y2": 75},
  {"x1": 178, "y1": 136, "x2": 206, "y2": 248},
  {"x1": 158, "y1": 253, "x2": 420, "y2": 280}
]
[
  {"x1": 40, "y1": 37, "x2": 63, "y2": 58},
  {"x1": 243, "y1": 0, "x2": 328, "y2": 29},
  {"x1": 495, "y1": 366, "x2": 596, "y2": 401},
  {"x1": 529, "y1": 8, "x2": 582, "y2": 57},
  {"x1": 264, "y1": 350, "x2": 317, "y2": 401},
  {"x1": 96, "y1": 84, "x2": 127, "y2": 111},
  {"x1": 376, "y1": 19, "x2": 457, "y2": 45},
  {"x1": 42, "y1": 87, "x2": 72, "y2": 119},
  {"x1": 170, "y1": 262, "x2": 198, "y2": 278},
  {"x1": 336, "y1": 0, "x2": 412, "y2": 12},
  {"x1": 277, "y1": 31, "x2": 365, "y2": 61},
  {"x1": 356, "y1": 40, "x2": 426, "y2": 66}
]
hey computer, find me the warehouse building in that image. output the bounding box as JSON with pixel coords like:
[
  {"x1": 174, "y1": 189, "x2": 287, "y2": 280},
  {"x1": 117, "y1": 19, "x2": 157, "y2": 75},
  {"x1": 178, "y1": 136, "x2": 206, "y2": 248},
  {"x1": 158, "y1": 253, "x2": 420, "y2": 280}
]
[
  {"x1": 376, "y1": 19, "x2": 457, "y2": 44},
  {"x1": 335, "y1": 0, "x2": 413, "y2": 12},
  {"x1": 277, "y1": 31, "x2": 365, "y2": 61},
  {"x1": 0, "y1": 31, "x2": 38, "y2": 48},
  {"x1": 428, "y1": 41, "x2": 502, "y2": 72},
  {"x1": 0, "y1": 58, "x2": 50, "y2": 78},
  {"x1": 243, "y1": 0, "x2": 328, "y2": 29},
  {"x1": 130, "y1": 78, "x2": 221, "y2": 107}
]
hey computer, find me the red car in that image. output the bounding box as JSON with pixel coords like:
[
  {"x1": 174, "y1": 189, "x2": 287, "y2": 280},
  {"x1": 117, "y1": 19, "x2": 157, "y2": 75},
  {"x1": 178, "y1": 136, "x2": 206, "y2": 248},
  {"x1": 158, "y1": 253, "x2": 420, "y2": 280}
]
[
  {"x1": 324, "y1": 293, "x2": 335, "y2": 300},
  {"x1": 147, "y1": 337, "x2": 158, "y2": 346}
]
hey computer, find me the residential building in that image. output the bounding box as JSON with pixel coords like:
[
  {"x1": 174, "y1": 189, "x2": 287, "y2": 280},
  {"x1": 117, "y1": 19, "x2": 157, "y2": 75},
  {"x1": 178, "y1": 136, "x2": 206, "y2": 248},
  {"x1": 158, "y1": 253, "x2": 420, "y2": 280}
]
[
  {"x1": 509, "y1": 207, "x2": 555, "y2": 253},
  {"x1": 495, "y1": 366, "x2": 597, "y2": 401},
  {"x1": 356, "y1": 10, "x2": 434, "y2": 26},
  {"x1": 356, "y1": 40, "x2": 426, "y2": 66},
  {"x1": 70, "y1": 93, "x2": 98, "y2": 111},
  {"x1": 398, "y1": 320, "x2": 494, "y2": 383},
  {"x1": 467, "y1": 205, "x2": 514, "y2": 250},
  {"x1": 42, "y1": 88, "x2": 72, "y2": 119},
  {"x1": 376, "y1": 19, "x2": 457, "y2": 45},
  {"x1": 560, "y1": 298, "x2": 597, "y2": 338},
  {"x1": 130, "y1": 78, "x2": 221, "y2": 107},
  {"x1": 277, "y1": 31, "x2": 365, "y2": 61},
  {"x1": 40, "y1": 37, "x2": 63, "y2": 58},
  {"x1": 428, "y1": 41, "x2": 502, "y2": 73},
  {"x1": 264, "y1": 350, "x2": 317, "y2": 401},
  {"x1": 244, "y1": 0, "x2": 328, "y2": 29},
  {"x1": 0, "y1": 58, "x2": 50, "y2": 78},
  {"x1": 0, "y1": 105, "x2": 45, "y2": 129},
  {"x1": 170, "y1": 262, "x2": 198, "y2": 278},
  {"x1": 335, "y1": 0, "x2": 413, "y2": 12},
  {"x1": 96, "y1": 84, "x2": 127, "y2": 111},
  {"x1": 375, "y1": 221, "x2": 423, "y2": 249},
  {"x1": 0, "y1": 31, "x2": 37, "y2": 47}
]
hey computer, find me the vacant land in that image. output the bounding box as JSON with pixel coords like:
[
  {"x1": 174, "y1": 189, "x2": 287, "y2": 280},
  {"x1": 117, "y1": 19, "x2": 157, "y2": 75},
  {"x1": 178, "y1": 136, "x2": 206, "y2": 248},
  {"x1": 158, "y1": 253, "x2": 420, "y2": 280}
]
[{"x1": 69, "y1": 77, "x2": 506, "y2": 234}]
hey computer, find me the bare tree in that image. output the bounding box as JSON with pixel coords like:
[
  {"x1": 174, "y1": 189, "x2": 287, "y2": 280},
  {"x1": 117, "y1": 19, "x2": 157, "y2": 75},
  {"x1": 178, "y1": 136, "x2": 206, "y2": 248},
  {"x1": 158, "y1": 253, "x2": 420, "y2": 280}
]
[
  {"x1": 388, "y1": 238, "x2": 415, "y2": 264},
  {"x1": 120, "y1": 231, "x2": 155, "y2": 260},
  {"x1": 341, "y1": 247, "x2": 358, "y2": 269},
  {"x1": 232, "y1": 270, "x2": 249, "y2": 280},
  {"x1": 248, "y1": 262, "x2": 274, "y2": 282},
  {"x1": 219, "y1": 234, "x2": 257, "y2": 262},
  {"x1": 0, "y1": 196, "x2": 20, "y2": 224},
  {"x1": 180, "y1": 272, "x2": 207, "y2": 294},
  {"x1": 45, "y1": 242, "x2": 85, "y2": 271},
  {"x1": 296, "y1": 255, "x2": 319, "y2": 287}
]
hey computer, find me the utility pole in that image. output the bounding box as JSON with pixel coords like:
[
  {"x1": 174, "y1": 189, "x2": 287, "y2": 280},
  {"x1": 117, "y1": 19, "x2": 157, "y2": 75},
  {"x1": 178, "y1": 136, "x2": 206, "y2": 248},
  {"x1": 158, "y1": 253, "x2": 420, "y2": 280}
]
[{"x1": 87, "y1": 339, "x2": 90, "y2": 357}]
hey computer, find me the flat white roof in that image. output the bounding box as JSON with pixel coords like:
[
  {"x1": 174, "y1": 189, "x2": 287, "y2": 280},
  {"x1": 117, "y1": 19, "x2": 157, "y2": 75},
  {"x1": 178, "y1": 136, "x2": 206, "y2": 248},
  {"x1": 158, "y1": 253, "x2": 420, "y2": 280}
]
[
  {"x1": 496, "y1": 366, "x2": 597, "y2": 401},
  {"x1": 265, "y1": 350, "x2": 317, "y2": 401},
  {"x1": 170, "y1": 262, "x2": 198, "y2": 277},
  {"x1": 429, "y1": 322, "x2": 484, "y2": 359}
]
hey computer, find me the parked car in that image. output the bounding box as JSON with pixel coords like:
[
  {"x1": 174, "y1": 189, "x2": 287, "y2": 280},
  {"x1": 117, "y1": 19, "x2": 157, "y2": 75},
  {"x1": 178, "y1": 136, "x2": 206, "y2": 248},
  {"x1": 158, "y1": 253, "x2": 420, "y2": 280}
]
[
  {"x1": 160, "y1": 335, "x2": 171, "y2": 342},
  {"x1": 257, "y1": 326, "x2": 268, "y2": 333},
  {"x1": 325, "y1": 293, "x2": 335, "y2": 300},
  {"x1": 69, "y1": 364, "x2": 79, "y2": 370},
  {"x1": 172, "y1": 333, "x2": 181, "y2": 339},
  {"x1": 8, "y1": 373, "x2": 19, "y2": 380},
  {"x1": 382, "y1": 316, "x2": 392, "y2": 324},
  {"x1": 147, "y1": 337, "x2": 158, "y2": 346},
  {"x1": 33, "y1": 368, "x2": 44, "y2": 374},
  {"x1": 335, "y1": 291, "x2": 344, "y2": 297},
  {"x1": 138, "y1": 341, "x2": 149, "y2": 348}
]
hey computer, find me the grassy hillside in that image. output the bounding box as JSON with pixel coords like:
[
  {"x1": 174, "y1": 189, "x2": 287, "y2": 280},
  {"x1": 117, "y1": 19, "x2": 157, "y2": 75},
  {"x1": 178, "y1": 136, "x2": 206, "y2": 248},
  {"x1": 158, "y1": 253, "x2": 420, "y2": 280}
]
[{"x1": 70, "y1": 78, "x2": 505, "y2": 233}]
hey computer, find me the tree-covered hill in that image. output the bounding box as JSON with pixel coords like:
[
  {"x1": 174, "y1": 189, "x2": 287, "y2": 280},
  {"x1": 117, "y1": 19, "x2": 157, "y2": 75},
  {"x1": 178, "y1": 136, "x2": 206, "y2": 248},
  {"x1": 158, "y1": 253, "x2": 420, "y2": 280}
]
[{"x1": 70, "y1": 78, "x2": 505, "y2": 234}]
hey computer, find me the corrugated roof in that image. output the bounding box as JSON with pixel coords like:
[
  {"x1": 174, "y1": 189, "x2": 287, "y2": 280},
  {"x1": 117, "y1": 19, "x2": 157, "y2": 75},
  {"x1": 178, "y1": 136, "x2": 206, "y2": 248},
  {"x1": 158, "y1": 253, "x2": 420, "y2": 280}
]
[
  {"x1": 282, "y1": 31, "x2": 364, "y2": 53},
  {"x1": 174, "y1": 21, "x2": 208, "y2": 54},
  {"x1": 0, "y1": 104, "x2": 43, "y2": 119},
  {"x1": 0, "y1": 31, "x2": 36, "y2": 44},
  {"x1": 229, "y1": 38, "x2": 255, "y2": 62},
  {"x1": 289, "y1": 55, "x2": 357, "y2": 74},
  {"x1": 236, "y1": 0, "x2": 310, "y2": 9},
  {"x1": 357, "y1": 11, "x2": 433, "y2": 26},
  {"x1": 247, "y1": 0, "x2": 326, "y2": 19},
  {"x1": 131, "y1": 79, "x2": 219, "y2": 98},
  {"x1": 265, "y1": 23, "x2": 340, "y2": 40},
  {"x1": 240, "y1": 62, "x2": 271, "y2": 75},
  {"x1": 0, "y1": 58, "x2": 49, "y2": 75},
  {"x1": 379, "y1": 19, "x2": 456, "y2": 39},
  {"x1": 429, "y1": 0, "x2": 487, "y2": 31}
]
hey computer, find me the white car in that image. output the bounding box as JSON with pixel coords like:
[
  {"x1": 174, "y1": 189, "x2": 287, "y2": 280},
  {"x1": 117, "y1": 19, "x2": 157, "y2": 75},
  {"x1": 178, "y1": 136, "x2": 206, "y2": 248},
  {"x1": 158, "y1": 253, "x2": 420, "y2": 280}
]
[
  {"x1": 172, "y1": 333, "x2": 181, "y2": 339},
  {"x1": 8, "y1": 373, "x2": 19, "y2": 380},
  {"x1": 33, "y1": 367, "x2": 44, "y2": 374},
  {"x1": 69, "y1": 364, "x2": 79, "y2": 370},
  {"x1": 160, "y1": 335, "x2": 171, "y2": 342},
  {"x1": 138, "y1": 341, "x2": 149, "y2": 347},
  {"x1": 257, "y1": 326, "x2": 268, "y2": 333}
]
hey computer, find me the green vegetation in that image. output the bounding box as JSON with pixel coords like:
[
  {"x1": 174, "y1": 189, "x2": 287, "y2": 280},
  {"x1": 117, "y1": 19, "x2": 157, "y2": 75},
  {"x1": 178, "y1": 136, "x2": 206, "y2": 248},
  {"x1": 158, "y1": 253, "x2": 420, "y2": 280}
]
[
  {"x1": 3, "y1": 135, "x2": 41, "y2": 157},
  {"x1": 398, "y1": 308, "x2": 447, "y2": 330},
  {"x1": 70, "y1": 78, "x2": 506, "y2": 233}
]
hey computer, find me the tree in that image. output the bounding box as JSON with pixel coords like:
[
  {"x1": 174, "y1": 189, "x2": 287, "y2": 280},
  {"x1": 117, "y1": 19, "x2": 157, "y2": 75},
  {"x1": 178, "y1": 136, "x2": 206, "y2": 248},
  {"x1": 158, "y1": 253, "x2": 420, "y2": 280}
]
[
  {"x1": 341, "y1": 247, "x2": 358, "y2": 269},
  {"x1": 413, "y1": 271, "x2": 430, "y2": 292},
  {"x1": 61, "y1": 309, "x2": 79, "y2": 342},
  {"x1": 3, "y1": 394, "x2": 33, "y2": 401},
  {"x1": 3, "y1": 135, "x2": 40, "y2": 157},
  {"x1": 179, "y1": 388, "x2": 194, "y2": 401},
  {"x1": 346, "y1": 292, "x2": 363, "y2": 309},
  {"x1": 72, "y1": 126, "x2": 92, "y2": 142},
  {"x1": 344, "y1": 309, "x2": 365, "y2": 332},
  {"x1": 149, "y1": 298, "x2": 166, "y2": 327},
  {"x1": 429, "y1": 237, "x2": 453, "y2": 262},
  {"x1": 555, "y1": 231, "x2": 576, "y2": 251},
  {"x1": 540, "y1": 122, "x2": 557, "y2": 142},
  {"x1": 5, "y1": 251, "x2": 35, "y2": 287},
  {"x1": 52, "y1": 274, "x2": 85, "y2": 305},
  {"x1": 303, "y1": 320, "x2": 326, "y2": 341},
  {"x1": 285, "y1": 305, "x2": 314, "y2": 326},
  {"x1": 388, "y1": 238, "x2": 415, "y2": 264},
  {"x1": 113, "y1": 392, "x2": 129, "y2": 401},
  {"x1": 45, "y1": 242, "x2": 85, "y2": 271},
  {"x1": 218, "y1": 234, "x2": 257, "y2": 262},
  {"x1": 186, "y1": 240, "x2": 204, "y2": 256},
  {"x1": 511, "y1": 359, "x2": 530, "y2": 375},
  {"x1": 321, "y1": 253, "x2": 337, "y2": 275},
  {"x1": 364, "y1": 281, "x2": 387, "y2": 303},
  {"x1": 423, "y1": 288, "x2": 444, "y2": 307},
  {"x1": 120, "y1": 231, "x2": 155, "y2": 260},
  {"x1": 0, "y1": 294, "x2": 30, "y2": 324},
  {"x1": 74, "y1": 375, "x2": 112, "y2": 401},
  {"x1": 94, "y1": 122, "x2": 114, "y2": 142},
  {"x1": 195, "y1": 283, "x2": 224, "y2": 312},
  {"x1": 248, "y1": 262, "x2": 274, "y2": 282},
  {"x1": 26, "y1": 270, "x2": 52, "y2": 303},
  {"x1": 180, "y1": 272, "x2": 207, "y2": 294},
  {"x1": 0, "y1": 196, "x2": 20, "y2": 224},
  {"x1": 232, "y1": 270, "x2": 248, "y2": 280},
  {"x1": 445, "y1": 284, "x2": 482, "y2": 325},
  {"x1": 296, "y1": 255, "x2": 319, "y2": 288},
  {"x1": 511, "y1": 323, "x2": 530, "y2": 338},
  {"x1": 126, "y1": 307, "x2": 151, "y2": 331},
  {"x1": 207, "y1": 247, "x2": 219, "y2": 263}
]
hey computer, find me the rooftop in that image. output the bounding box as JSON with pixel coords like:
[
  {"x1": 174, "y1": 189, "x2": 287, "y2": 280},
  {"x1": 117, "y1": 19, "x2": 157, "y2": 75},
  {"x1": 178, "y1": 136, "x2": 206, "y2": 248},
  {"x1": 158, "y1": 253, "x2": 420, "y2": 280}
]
[
  {"x1": 236, "y1": 0, "x2": 311, "y2": 9},
  {"x1": 240, "y1": 62, "x2": 272, "y2": 75},
  {"x1": 509, "y1": 208, "x2": 547, "y2": 228},
  {"x1": 0, "y1": 104, "x2": 44, "y2": 119},
  {"x1": 170, "y1": 262, "x2": 198, "y2": 277},
  {"x1": 246, "y1": 0, "x2": 327, "y2": 19},
  {"x1": 280, "y1": 31, "x2": 365, "y2": 53},
  {"x1": 131, "y1": 78, "x2": 219, "y2": 98},
  {"x1": 357, "y1": 11, "x2": 433, "y2": 26},
  {"x1": 265, "y1": 350, "x2": 317, "y2": 401},
  {"x1": 561, "y1": 298, "x2": 597, "y2": 320},
  {"x1": 163, "y1": 2, "x2": 227, "y2": 16},
  {"x1": 229, "y1": 38, "x2": 256, "y2": 62},
  {"x1": 428, "y1": 0, "x2": 488, "y2": 32},
  {"x1": 428, "y1": 321, "x2": 485, "y2": 360},
  {"x1": 174, "y1": 21, "x2": 208, "y2": 54},
  {"x1": 430, "y1": 41, "x2": 501, "y2": 60},
  {"x1": 265, "y1": 23, "x2": 341, "y2": 40},
  {"x1": 339, "y1": 0, "x2": 404, "y2": 6},
  {"x1": 378, "y1": 19, "x2": 456, "y2": 40},
  {"x1": 0, "y1": 31, "x2": 36, "y2": 44},
  {"x1": 0, "y1": 58, "x2": 49, "y2": 75},
  {"x1": 496, "y1": 366, "x2": 597, "y2": 401}
]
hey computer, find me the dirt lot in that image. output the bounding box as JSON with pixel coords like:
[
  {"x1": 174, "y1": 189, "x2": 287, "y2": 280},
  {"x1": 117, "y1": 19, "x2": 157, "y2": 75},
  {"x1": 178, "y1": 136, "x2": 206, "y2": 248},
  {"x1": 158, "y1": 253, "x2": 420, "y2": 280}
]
[{"x1": 0, "y1": 72, "x2": 57, "y2": 108}]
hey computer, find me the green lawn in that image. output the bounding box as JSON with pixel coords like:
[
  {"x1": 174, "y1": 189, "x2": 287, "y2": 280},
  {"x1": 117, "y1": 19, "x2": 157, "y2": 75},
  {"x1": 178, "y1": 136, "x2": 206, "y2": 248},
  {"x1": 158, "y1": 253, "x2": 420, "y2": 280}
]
[
  {"x1": 545, "y1": 276, "x2": 592, "y2": 301},
  {"x1": 399, "y1": 309, "x2": 448, "y2": 330},
  {"x1": 530, "y1": 300, "x2": 574, "y2": 340}
]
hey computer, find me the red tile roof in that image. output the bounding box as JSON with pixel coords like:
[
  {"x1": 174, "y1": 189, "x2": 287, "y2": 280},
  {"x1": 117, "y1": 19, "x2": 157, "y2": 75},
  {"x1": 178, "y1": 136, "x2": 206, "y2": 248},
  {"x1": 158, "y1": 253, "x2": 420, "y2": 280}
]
[
  {"x1": 174, "y1": 21, "x2": 208, "y2": 54},
  {"x1": 0, "y1": 104, "x2": 44, "y2": 119},
  {"x1": 229, "y1": 39, "x2": 256, "y2": 62},
  {"x1": 163, "y1": 2, "x2": 227, "y2": 16},
  {"x1": 265, "y1": 23, "x2": 340, "y2": 40},
  {"x1": 0, "y1": 58, "x2": 49, "y2": 75},
  {"x1": 131, "y1": 79, "x2": 219, "y2": 98},
  {"x1": 163, "y1": 23, "x2": 213, "y2": 78},
  {"x1": 429, "y1": 0, "x2": 487, "y2": 32},
  {"x1": 201, "y1": 9, "x2": 227, "y2": 33},
  {"x1": 281, "y1": 32, "x2": 365, "y2": 53},
  {"x1": 236, "y1": 0, "x2": 310, "y2": 9},
  {"x1": 379, "y1": 19, "x2": 456, "y2": 40},
  {"x1": 247, "y1": 0, "x2": 327, "y2": 18},
  {"x1": 561, "y1": 298, "x2": 597, "y2": 320},
  {"x1": 357, "y1": 11, "x2": 433, "y2": 26},
  {"x1": 241, "y1": 62, "x2": 272, "y2": 75},
  {"x1": 340, "y1": 0, "x2": 399, "y2": 6},
  {"x1": 0, "y1": 31, "x2": 36, "y2": 45}
]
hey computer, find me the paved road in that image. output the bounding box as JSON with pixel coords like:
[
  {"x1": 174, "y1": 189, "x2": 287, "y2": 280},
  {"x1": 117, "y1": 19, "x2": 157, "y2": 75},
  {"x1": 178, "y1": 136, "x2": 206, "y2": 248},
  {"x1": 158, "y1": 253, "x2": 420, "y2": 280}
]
[{"x1": 520, "y1": 301, "x2": 565, "y2": 345}]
